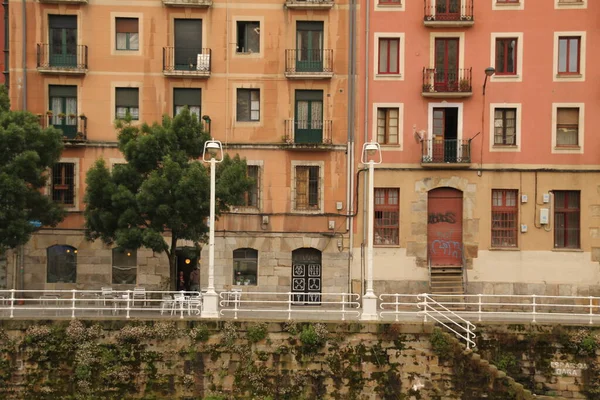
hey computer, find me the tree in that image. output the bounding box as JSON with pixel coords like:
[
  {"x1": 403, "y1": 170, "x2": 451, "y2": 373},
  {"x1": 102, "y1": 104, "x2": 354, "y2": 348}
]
[
  {"x1": 84, "y1": 109, "x2": 253, "y2": 289},
  {"x1": 0, "y1": 85, "x2": 66, "y2": 251}
]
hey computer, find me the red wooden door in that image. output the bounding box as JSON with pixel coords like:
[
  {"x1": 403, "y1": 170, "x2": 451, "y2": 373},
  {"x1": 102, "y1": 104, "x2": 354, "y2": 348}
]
[
  {"x1": 434, "y1": 38, "x2": 459, "y2": 91},
  {"x1": 427, "y1": 187, "x2": 463, "y2": 266}
]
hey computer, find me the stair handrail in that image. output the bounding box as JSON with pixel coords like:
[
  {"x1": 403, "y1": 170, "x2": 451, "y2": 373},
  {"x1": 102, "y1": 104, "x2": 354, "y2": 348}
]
[
  {"x1": 417, "y1": 293, "x2": 476, "y2": 349},
  {"x1": 461, "y1": 244, "x2": 468, "y2": 292}
]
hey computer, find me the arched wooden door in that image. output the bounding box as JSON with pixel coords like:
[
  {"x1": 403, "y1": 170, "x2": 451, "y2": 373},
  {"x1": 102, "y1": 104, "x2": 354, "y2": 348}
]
[{"x1": 427, "y1": 187, "x2": 463, "y2": 266}]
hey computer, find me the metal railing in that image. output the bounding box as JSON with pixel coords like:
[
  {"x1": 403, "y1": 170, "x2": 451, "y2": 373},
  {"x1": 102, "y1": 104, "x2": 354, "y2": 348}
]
[
  {"x1": 421, "y1": 138, "x2": 471, "y2": 164},
  {"x1": 39, "y1": 114, "x2": 88, "y2": 141},
  {"x1": 219, "y1": 291, "x2": 361, "y2": 321},
  {"x1": 163, "y1": 47, "x2": 211, "y2": 75},
  {"x1": 36, "y1": 44, "x2": 88, "y2": 71},
  {"x1": 284, "y1": 119, "x2": 333, "y2": 145},
  {"x1": 285, "y1": 49, "x2": 333, "y2": 74},
  {"x1": 424, "y1": 0, "x2": 474, "y2": 22},
  {"x1": 418, "y1": 293, "x2": 476, "y2": 348},
  {"x1": 422, "y1": 67, "x2": 472, "y2": 93}
]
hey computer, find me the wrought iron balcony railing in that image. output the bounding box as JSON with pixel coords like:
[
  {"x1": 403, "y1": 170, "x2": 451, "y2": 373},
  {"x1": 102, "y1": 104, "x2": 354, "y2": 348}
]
[
  {"x1": 39, "y1": 114, "x2": 88, "y2": 141},
  {"x1": 36, "y1": 44, "x2": 88, "y2": 74},
  {"x1": 421, "y1": 139, "x2": 471, "y2": 165},
  {"x1": 284, "y1": 119, "x2": 333, "y2": 147},
  {"x1": 424, "y1": 0, "x2": 474, "y2": 26},
  {"x1": 285, "y1": 0, "x2": 334, "y2": 9},
  {"x1": 285, "y1": 49, "x2": 333, "y2": 78},
  {"x1": 163, "y1": 47, "x2": 211, "y2": 78},
  {"x1": 422, "y1": 67, "x2": 472, "y2": 97}
]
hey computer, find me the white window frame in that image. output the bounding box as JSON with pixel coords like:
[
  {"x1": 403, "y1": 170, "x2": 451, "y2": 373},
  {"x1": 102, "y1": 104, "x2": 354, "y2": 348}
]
[
  {"x1": 489, "y1": 103, "x2": 522, "y2": 152},
  {"x1": 554, "y1": 0, "x2": 587, "y2": 9},
  {"x1": 551, "y1": 103, "x2": 585, "y2": 154},
  {"x1": 371, "y1": 102, "x2": 403, "y2": 151},
  {"x1": 110, "y1": 12, "x2": 143, "y2": 56},
  {"x1": 291, "y1": 160, "x2": 324, "y2": 214},
  {"x1": 490, "y1": 33, "x2": 524, "y2": 83},
  {"x1": 553, "y1": 31, "x2": 586, "y2": 82},
  {"x1": 374, "y1": 0, "x2": 405, "y2": 12},
  {"x1": 373, "y1": 32, "x2": 405, "y2": 81},
  {"x1": 492, "y1": 0, "x2": 525, "y2": 10}
]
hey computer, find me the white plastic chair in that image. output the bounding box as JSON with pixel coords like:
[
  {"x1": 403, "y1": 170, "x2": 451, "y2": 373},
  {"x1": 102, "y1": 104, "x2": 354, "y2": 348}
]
[
  {"x1": 132, "y1": 287, "x2": 146, "y2": 307},
  {"x1": 160, "y1": 294, "x2": 174, "y2": 315},
  {"x1": 101, "y1": 287, "x2": 113, "y2": 306},
  {"x1": 187, "y1": 294, "x2": 202, "y2": 316}
]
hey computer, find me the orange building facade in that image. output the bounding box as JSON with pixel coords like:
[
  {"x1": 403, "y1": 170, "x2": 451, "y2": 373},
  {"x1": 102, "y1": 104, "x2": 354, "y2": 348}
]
[
  {"x1": 5, "y1": 0, "x2": 357, "y2": 297},
  {"x1": 353, "y1": 0, "x2": 600, "y2": 298}
]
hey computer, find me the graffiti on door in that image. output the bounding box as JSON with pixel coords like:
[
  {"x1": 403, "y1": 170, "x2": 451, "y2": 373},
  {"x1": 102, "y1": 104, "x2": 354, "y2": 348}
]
[
  {"x1": 428, "y1": 212, "x2": 457, "y2": 224},
  {"x1": 430, "y1": 239, "x2": 462, "y2": 260}
]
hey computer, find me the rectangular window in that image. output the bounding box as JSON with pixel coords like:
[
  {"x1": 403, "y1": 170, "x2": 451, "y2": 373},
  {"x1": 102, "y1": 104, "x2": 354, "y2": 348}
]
[
  {"x1": 554, "y1": 191, "x2": 580, "y2": 249},
  {"x1": 52, "y1": 163, "x2": 75, "y2": 206},
  {"x1": 236, "y1": 21, "x2": 260, "y2": 53},
  {"x1": 173, "y1": 88, "x2": 201, "y2": 120},
  {"x1": 295, "y1": 166, "x2": 320, "y2": 210},
  {"x1": 378, "y1": 38, "x2": 399, "y2": 74},
  {"x1": 556, "y1": 107, "x2": 579, "y2": 146},
  {"x1": 245, "y1": 165, "x2": 260, "y2": 208},
  {"x1": 491, "y1": 189, "x2": 518, "y2": 248},
  {"x1": 376, "y1": 108, "x2": 399, "y2": 144},
  {"x1": 116, "y1": 88, "x2": 139, "y2": 120},
  {"x1": 49, "y1": 85, "x2": 78, "y2": 136},
  {"x1": 494, "y1": 108, "x2": 517, "y2": 145},
  {"x1": 233, "y1": 248, "x2": 258, "y2": 286},
  {"x1": 495, "y1": 38, "x2": 517, "y2": 75},
  {"x1": 236, "y1": 89, "x2": 260, "y2": 122},
  {"x1": 374, "y1": 188, "x2": 399, "y2": 246},
  {"x1": 558, "y1": 36, "x2": 580, "y2": 74},
  {"x1": 116, "y1": 18, "x2": 139, "y2": 51}
]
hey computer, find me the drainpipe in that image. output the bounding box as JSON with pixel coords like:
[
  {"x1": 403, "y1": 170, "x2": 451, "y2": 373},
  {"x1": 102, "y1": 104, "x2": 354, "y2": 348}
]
[
  {"x1": 361, "y1": 0, "x2": 371, "y2": 295},
  {"x1": 21, "y1": 0, "x2": 26, "y2": 110},
  {"x1": 346, "y1": 0, "x2": 357, "y2": 293}
]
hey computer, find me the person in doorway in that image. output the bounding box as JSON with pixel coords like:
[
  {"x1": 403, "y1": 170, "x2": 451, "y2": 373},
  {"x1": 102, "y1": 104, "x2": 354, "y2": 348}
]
[
  {"x1": 177, "y1": 271, "x2": 187, "y2": 292},
  {"x1": 189, "y1": 266, "x2": 200, "y2": 293}
]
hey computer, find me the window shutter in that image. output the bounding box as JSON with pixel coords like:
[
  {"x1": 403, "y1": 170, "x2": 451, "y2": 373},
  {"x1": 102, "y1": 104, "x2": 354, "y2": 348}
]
[
  {"x1": 116, "y1": 88, "x2": 139, "y2": 107},
  {"x1": 174, "y1": 88, "x2": 201, "y2": 107},
  {"x1": 116, "y1": 18, "x2": 139, "y2": 33},
  {"x1": 49, "y1": 85, "x2": 77, "y2": 98},
  {"x1": 49, "y1": 15, "x2": 77, "y2": 29},
  {"x1": 557, "y1": 108, "x2": 579, "y2": 125}
]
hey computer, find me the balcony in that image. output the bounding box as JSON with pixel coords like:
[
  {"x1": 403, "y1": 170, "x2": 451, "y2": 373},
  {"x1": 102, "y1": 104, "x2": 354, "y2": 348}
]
[
  {"x1": 422, "y1": 67, "x2": 472, "y2": 98},
  {"x1": 285, "y1": 0, "x2": 334, "y2": 10},
  {"x1": 423, "y1": 0, "x2": 474, "y2": 27},
  {"x1": 285, "y1": 49, "x2": 333, "y2": 79},
  {"x1": 282, "y1": 119, "x2": 333, "y2": 151},
  {"x1": 162, "y1": 0, "x2": 212, "y2": 7},
  {"x1": 39, "y1": 114, "x2": 88, "y2": 142},
  {"x1": 36, "y1": 44, "x2": 88, "y2": 75},
  {"x1": 163, "y1": 47, "x2": 211, "y2": 78},
  {"x1": 39, "y1": 0, "x2": 88, "y2": 3},
  {"x1": 421, "y1": 139, "x2": 471, "y2": 168}
]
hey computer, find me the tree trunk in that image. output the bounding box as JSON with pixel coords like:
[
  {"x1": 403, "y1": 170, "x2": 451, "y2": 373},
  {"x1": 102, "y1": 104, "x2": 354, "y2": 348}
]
[{"x1": 169, "y1": 234, "x2": 178, "y2": 291}]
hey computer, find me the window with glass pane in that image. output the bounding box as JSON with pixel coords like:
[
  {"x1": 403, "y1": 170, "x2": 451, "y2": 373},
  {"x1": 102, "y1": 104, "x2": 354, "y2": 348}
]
[
  {"x1": 374, "y1": 188, "x2": 399, "y2": 245},
  {"x1": 495, "y1": 38, "x2": 517, "y2": 75},
  {"x1": 49, "y1": 85, "x2": 78, "y2": 136},
  {"x1": 52, "y1": 163, "x2": 75, "y2": 206},
  {"x1": 233, "y1": 248, "x2": 258, "y2": 285},
  {"x1": 554, "y1": 191, "x2": 580, "y2": 249},
  {"x1": 173, "y1": 88, "x2": 201, "y2": 120},
  {"x1": 494, "y1": 108, "x2": 516, "y2": 145},
  {"x1": 236, "y1": 21, "x2": 260, "y2": 53},
  {"x1": 379, "y1": 0, "x2": 401, "y2": 3},
  {"x1": 116, "y1": 88, "x2": 139, "y2": 120},
  {"x1": 558, "y1": 36, "x2": 580, "y2": 74},
  {"x1": 376, "y1": 108, "x2": 399, "y2": 144},
  {"x1": 378, "y1": 38, "x2": 399, "y2": 74},
  {"x1": 491, "y1": 189, "x2": 518, "y2": 247},
  {"x1": 236, "y1": 89, "x2": 260, "y2": 121},
  {"x1": 245, "y1": 165, "x2": 260, "y2": 208},
  {"x1": 112, "y1": 248, "x2": 137, "y2": 284},
  {"x1": 295, "y1": 166, "x2": 320, "y2": 210},
  {"x1": 556, "y1": 107, "x2": 579, "y2": 146},
  {"x1": 47, "y1": 245, "x2": 77, "y2": 283},
  {"x1": 116, "y1": 18, "x2": 139, "y2": 51}
]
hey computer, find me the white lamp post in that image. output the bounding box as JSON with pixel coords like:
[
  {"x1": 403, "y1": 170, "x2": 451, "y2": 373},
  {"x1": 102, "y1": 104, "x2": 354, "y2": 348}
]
[
  {"x1": 201, "y1": 138, "x2": 223, "y2": 318},
  {"x1": 360, "y1": 141, "x2": 382, "y2": 321}
]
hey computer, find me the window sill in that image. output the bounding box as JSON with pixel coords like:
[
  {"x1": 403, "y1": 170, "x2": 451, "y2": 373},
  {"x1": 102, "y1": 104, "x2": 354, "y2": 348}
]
[
  {"x1": 375, "y1": 73, "x2": 403, "y2": 80},
  {"x1": 494, "y1": 2, "x2": 522, "y2": 7},
  {"x1": 228, "y1": 207, "x2": 261, "y2": 214},
  {"x1": 552, "y1": 248, "x2": 583, "y2": 252},
  {"x1": 557, "y1": 1, "x2": 585, "y2": 6},
  {"x1": 291, "y1": 209, "x2": 323, "y2": 215},
  {"x1": 555, "y1": 73, "x2": 583, "y2": 79},
  {"x1": 489, "y1": 247, "x2": 520, "y2": 251},
  {"x1": 234, "y1": 52, "x2": 262, "y2": 59},
  {"x1": 374, "y1": 244, "x2": 401, "y2": 248},
  {"x1": 375, "y1": 3, "x2": 404, "y2": 10},
  {"x1": 554, "y1": 145, "x2": 581, "y2": 150},
  {"x1": 491, "y1": 74, "x2": 521, "y2": 81}
]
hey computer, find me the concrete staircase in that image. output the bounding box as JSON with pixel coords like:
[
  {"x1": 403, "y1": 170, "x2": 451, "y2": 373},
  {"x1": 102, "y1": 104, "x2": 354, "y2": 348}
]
[{"x1": 429, "y1": 264, "x2": 466, "y2": 309}]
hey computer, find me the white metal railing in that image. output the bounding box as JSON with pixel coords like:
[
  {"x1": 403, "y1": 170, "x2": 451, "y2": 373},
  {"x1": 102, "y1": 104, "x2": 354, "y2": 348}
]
[
  {"x1": 219, "y1": 291, "x2": 361, "y2": 321},
  {"x1": 418, "y1": 293, "x2": 476, "y2": 349}
]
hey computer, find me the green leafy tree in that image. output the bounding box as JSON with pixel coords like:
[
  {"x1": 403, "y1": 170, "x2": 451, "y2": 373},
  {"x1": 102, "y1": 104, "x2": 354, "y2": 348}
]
[
  {"x1": 0, "y1": 85, "x2": 66, "y2": 251},
  {"x1": 84, "y1": 109, "x2": 253, "y2": 289}
]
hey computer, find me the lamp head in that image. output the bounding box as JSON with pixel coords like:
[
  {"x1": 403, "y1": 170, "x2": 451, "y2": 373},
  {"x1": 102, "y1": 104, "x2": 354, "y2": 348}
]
[
  {"x1": 202, "y1": 138, "x2": 224, "y2": 163},
  {"x1": 485, "y1": 67, "x2": 496, "y2": 77},
  {"x1": 365, "y1": 143, "x2": 379, "y2": 153},
  {"x1": 361, "y1": 141, "x2": 382, "y2": 165},
  {"x1": 206, "y1": 140, "x2": 220, "y2": 150}
]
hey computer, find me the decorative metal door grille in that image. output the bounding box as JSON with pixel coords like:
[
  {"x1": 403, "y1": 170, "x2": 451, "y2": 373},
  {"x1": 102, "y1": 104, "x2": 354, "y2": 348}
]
[{"x1": 291, "y1": 248, "x2": 322, "y2": 305}]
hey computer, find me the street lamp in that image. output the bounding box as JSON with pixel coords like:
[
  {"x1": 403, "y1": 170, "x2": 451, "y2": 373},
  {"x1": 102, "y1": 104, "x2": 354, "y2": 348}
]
[
  {"x1": 360, "y1": 141, "x2": 382, "y2": 321},
  {"x1": 201, "y1": 138, "x2": 223, "y2": 318},
  {"x1": 482, "y1": 67, "x2": 495, "y2": 95}
]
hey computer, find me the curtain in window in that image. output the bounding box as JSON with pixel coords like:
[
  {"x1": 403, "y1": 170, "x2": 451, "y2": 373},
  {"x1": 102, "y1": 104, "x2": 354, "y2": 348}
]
[
  {"x1": 556, "y1": 108, "x2": 579, "y2": 146},
  {"x1": 175, "y1": 105, "x2": 201, "y2": 120},
  {"x1": 65, "y1": 97, "x2": 77, "y2": 125},
  {"x1": 51, "y1": 97, "x2": 62, "y2": 125},
  {"x1": 311, "y1": 101, "x2": 322, "y2": 129},
  {"x1": 297, "y1": 101, "x2": 308, "y2": 129}
]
